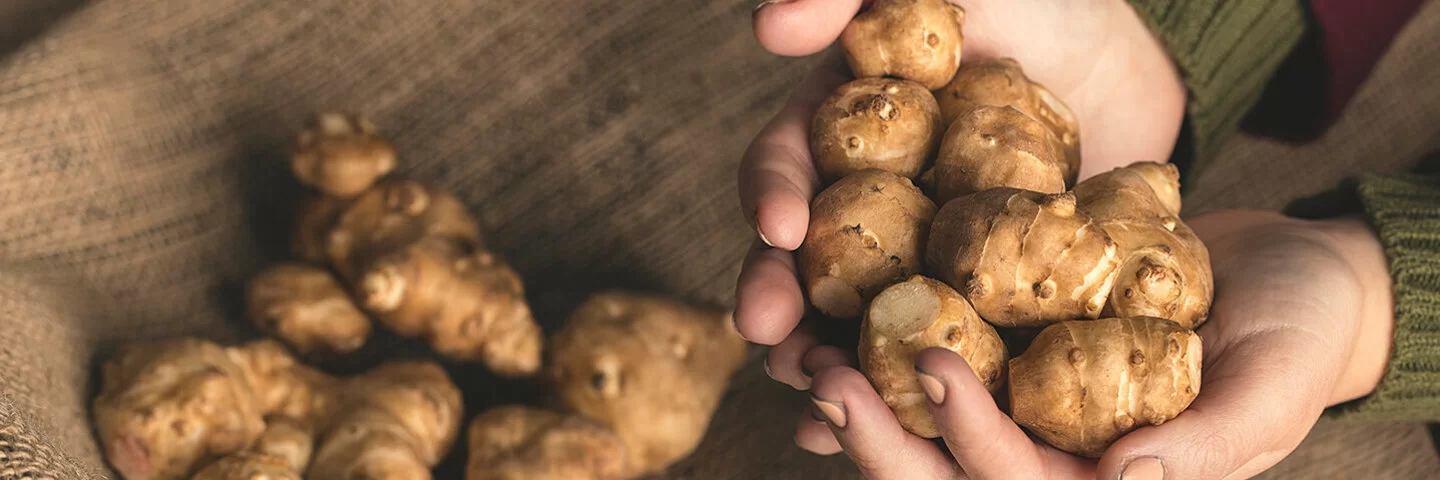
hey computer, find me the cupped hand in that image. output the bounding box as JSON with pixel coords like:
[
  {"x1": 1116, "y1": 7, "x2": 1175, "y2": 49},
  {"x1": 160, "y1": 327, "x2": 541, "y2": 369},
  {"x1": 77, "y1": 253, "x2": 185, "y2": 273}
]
[
  {"x1": 791, "y1": 210, "x2": 1395, "y2": 479},
  {"x1": 736, "y1": 0, "x2": 1186, "y2": 358}
]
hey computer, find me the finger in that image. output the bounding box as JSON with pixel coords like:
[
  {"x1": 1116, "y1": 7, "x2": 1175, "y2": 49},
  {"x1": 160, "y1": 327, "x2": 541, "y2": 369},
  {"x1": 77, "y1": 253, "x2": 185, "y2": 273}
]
[
  {"x1": 734, "y1": 244, "x2": 806, "y2": 345},
  {"x1": 753, "y1": 0, "x2": 865, "y2": 57},
  {"x1": 1097, "y1": 332, "x2": 1332, "y2": 480},
  {"x1": 914, "y1": 348, "x2": 1095, "y2": 479},
  {"x1": 801, "y1": 344, "x2": 856, "y2": 376},
  {"x1": 795, "y1": 404, "x2": 843, "y2": 455},
  {"x1": 737, "y1": 52, "x2": 849, "y2": 251},
  {"x1": 767, "y1": 325, "x2": 820, "y2": 389},
  {"x1": 809, "y1": 366, "x2": 964, "y2": 480}
]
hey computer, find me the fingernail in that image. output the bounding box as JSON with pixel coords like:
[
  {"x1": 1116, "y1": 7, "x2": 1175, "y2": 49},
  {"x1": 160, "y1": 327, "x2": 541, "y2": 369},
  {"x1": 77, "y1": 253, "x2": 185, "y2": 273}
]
[
  {"x1": 916, "y1": 368, "x2": 946, "y2": 404},
  {"x1": 758, "y1": 227, "x2": 776, "y2": 248},
  {"x1": 1120, "y1": 457, "x2": 1164, "y2": 480},
  {"x1": 809, "y1": 395, "x2": 847, "y2": 428},
  {"x1": 763, "y1": 357, "x2": 774, "y2": 379},
  {"x1": 806, "y1": 404, "x2": 828, "y2": 423},
  {"x1": 754, "y1": 0, "x2": 790, "y2": 13}
]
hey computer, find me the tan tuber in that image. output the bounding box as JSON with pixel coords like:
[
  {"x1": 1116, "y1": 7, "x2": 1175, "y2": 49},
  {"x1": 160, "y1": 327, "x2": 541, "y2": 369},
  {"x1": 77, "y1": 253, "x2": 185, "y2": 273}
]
[
  {"x1": 858, "y1": 276, "x2": 1006, "y2": 437},
  {"x1": 799, "y1": 170, "x2": 937, "y2": 319},
  {"x1": 190, "y1": 452, "x2": 302, "y2": 480},
  {"x1": 309, "y1": 360, "x2": 464, "y2": 480},
  {"x1": 291, "y1": 113, "x2": 397, "y2": 198},
  {"x1": 1009, "y1": 316, "x2": 1202, "y2": 457},
  {"x1": 465, "y1": 405, "x2": 626, "y2": 480},
  {"x1": 935, "y1": 58, "x2": 1081, "y2": 172},
  {"x1": 355, "y1": 236, "x2": 543, "y2": 376},
  {"x1": 246, "y1": 263, "x2": 372, "y2": 356},
  {"x1": 323, "y1": 178, "x2": 483, "y2": 282},
  {"x1": 545, "y1": 291, "x2": 747, "y2": 478},
  {"x1": 810, "y1": 78, "x2": 944, "y2": 183},
  {"x1": 927, "y1": 105, "x2": 1071, "y2": 204},
  {"x1": 840, "y1": 0, "x2": 965, "y2": 90}
]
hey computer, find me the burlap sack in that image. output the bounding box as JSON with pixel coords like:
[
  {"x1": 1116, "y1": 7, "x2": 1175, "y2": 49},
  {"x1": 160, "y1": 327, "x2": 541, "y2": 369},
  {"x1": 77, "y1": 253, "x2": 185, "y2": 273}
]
[{"x1": 0, "y1": 0, "x2": 1436, "y2": 478}]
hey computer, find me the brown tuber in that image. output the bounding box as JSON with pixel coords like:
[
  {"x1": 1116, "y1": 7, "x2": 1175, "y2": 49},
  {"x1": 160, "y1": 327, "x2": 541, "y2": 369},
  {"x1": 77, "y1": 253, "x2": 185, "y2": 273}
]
[
  {"x1": 799, "y1": 170, "x2": 937, "y2": 319},
  {"x1": 309, "y1": 360, "x2": 464, "y2": 480},
  {"x1": 810, "y1": 78, "x2": 944, "y2": 183},
  {"x1": 246, "y1": 263, "x2": 372, "y2": 356},
  {"x1": 858, "y1": 276, "x2": 1006, "y2": 437},
  {"x1": 840, "y1": 0, "x2": 965, "y2": 90},
  {"x1": 545, "y1": 291, "x2": 747, "y2": 478},
  {"x1": 926, "y1": 162, "x2": 1212, "y2": 329},
  {"x1": 324, "y1": 178, "x2": 483, "y2": 282},
  {"x1": 935, "y1": 58, "x2": 1081, "y2": 172},
  {"x1": 465, "y1": 405, "x2": 626, "y2": 480},
  {"x1": 927, "y1": 105, "x2": 1071, "y2": 204},
  {"x1": 190, "y1": 452, "x2": 302, "y2": 480},
  {"x1": 291, "y1": 113, "x2": 397, "y2": 198},
  {"x1": 1009, "y1": 316, "x2": 1202, "y2": 457},
  {"x1": 355, "y1": 236, "x2": 543, "y2": 376}
]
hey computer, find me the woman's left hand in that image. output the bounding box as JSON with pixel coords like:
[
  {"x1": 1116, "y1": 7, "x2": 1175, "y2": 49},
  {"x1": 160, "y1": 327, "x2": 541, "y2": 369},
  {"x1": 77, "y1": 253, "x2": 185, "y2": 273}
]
[{"x1": 792, "y1": 210, "x2": 1396, "y2": 479}]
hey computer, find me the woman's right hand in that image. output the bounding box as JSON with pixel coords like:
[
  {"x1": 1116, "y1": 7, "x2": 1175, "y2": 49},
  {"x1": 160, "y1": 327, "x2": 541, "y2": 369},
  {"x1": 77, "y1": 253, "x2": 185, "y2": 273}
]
[{"x1": 736, "y1": 0, "x2": 1188, "y2": 393}]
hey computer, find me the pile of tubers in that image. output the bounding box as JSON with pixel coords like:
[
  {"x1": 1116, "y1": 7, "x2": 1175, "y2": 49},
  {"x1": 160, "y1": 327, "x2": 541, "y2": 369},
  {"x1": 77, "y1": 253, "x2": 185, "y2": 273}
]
[
  {"x1": 90, "y1": 115, "x2": 747, "y2": 479},
  {"x1": 799, "y1": 0, "x2": 1211, "y2": 457}
]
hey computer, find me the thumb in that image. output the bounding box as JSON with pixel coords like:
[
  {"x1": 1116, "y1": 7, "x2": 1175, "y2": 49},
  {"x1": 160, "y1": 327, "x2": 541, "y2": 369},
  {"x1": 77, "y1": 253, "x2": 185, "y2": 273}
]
[
  {"x1": 1096, "y1": 338, "x2": 1330, "y2": 480},
  {"x1": 753, "y1": 0, "x2": 865, "y2": 56}
]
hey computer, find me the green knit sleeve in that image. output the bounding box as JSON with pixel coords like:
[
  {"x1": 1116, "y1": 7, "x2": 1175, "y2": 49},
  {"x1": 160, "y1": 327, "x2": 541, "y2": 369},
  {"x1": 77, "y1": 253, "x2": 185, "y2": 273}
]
[
  {"x1": 1325, "y1": 173, "x2": 1440, "y2": 422},
  {"x1": 1124, "y1": 0, "x2": 1308, "y2": 172}
]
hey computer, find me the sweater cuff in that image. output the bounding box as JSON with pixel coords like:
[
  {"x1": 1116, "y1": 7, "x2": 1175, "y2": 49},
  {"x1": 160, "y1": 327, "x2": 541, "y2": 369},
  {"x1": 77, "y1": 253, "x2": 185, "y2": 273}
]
[
  {"x1": 1327, "y1": 173, "x2": 1440, "y2": 422},
  {"x1": 1125, "y1": 0, "x2": 1307, "y2": 171}
]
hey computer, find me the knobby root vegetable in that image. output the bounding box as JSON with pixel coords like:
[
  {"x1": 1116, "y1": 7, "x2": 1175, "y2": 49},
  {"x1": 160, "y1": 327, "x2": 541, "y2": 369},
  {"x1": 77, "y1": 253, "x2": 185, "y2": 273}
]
[
  {"x1": 840, "y1": 0, "x2": 965, "y2": 90},
  {"x1": 926, "y1": 162, "x2": 1211, "y2": 328},
  {"x1": 246, "y1": 263, "x2": 372, "y2": 356},
  {"x1": 1073, "y1": 162, "x2": 1212, "y2": 328},
  {"x1": 309, "y1": 360, "x2": 464, "y2": 480},
  {"x1": 799, "y1": 170, "x2": 937, "y2": 318},
  {"x1": 92, "y1": 339, "x2": 334, "y2": 480},
  {"x1": 927, "y1": 105, "x2": 1070, "y2": 203},
  {"x1": 927, "y1": 188, "x2": 1120, "y2": 327},
  {"x1": 190, "y1": 452, "x2": 301, "y2": 480},
  {"x1": 858, "y1": 276, "x2": 1006, "y2": 437},
  {"x1": 1009, "y1": 316, "x2": 1202, "y2": 457},
  {"x1": 291, "y1": 113, "x2": 397, "y2": 198},
  {"x1": 545, "y1": 291, "x2": 748, "y2": 477},
  {"x1": 252, "y1": 416, "x2": 316, "y2": 473},
  {"x1": 810, "y1": 78, "x2": 944, "y2": 183},
  {"x1": 324, "y1": 178, "x2": 482, "y2": 281},
  {"x1": 935, "y1": 58, "x2": 1081, "y2": 172},
  {"x1": 292, "y1": 194, "x2": 353, "y2": 264},
  {"x1": 355, "y1": 236, "x2": 543, "y2": 376},
  {"x1": 465, "y1": 405, "x2": 626, "y2": 480}
]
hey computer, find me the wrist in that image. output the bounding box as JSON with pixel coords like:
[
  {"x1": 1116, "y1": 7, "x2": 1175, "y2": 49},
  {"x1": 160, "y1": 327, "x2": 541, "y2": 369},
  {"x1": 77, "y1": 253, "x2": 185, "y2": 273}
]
[{"x1": 1310, "y1": 217, "x2": 1395, "y2": 406}]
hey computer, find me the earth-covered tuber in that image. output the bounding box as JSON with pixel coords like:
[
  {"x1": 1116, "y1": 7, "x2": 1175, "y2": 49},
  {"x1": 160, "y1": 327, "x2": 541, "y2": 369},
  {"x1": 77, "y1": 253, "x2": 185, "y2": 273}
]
[
  {"x1": 799, "y1": 170, "x2": 937, "y2": 319},
  {"x1": 1009, "y1": 316, "x2": 1202, "y2": 457},
  {"x1": 810, "y1": 78, "x2": 944, "y2": 183},
  {"x1": 859, "y1": 276, "x2": 1006, "y2": 437},
  {"x1": 465, "y1": 405, "x2": 626, "y2": 480},
  {"x1": 840, "y1": 0, "x2": 965, "y2": 90},
  {"x1": 545, "y1": 291, "x2": 747, "y2": 478}
]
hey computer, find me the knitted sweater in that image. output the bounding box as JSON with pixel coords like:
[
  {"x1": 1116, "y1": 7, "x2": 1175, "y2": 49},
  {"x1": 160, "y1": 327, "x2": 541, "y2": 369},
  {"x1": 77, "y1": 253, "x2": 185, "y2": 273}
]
[{"x1": 1127, "y1": 0, "x2": 1438, "y2": 422}]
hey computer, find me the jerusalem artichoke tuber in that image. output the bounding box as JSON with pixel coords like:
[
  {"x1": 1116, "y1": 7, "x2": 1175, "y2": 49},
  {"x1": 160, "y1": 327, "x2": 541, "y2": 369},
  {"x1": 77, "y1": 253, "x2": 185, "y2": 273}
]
[
  {"x1": 465, "y1": 405, "x2": 626, "y2": 480},
  {"x1": 840, "y1": 0, "x2": 965, "y2": 90},
  {"x1": 309, "y1": 360, "x2": 464, "y2": 480},
  {"x1": 324, "y1": 178, "x2": 482, "y2": 282},
  {"x1": 810, "y1": 78, "x2": 944, "y2": 183},
  {"x1": 935, "y1": 58, "x2": 1081, "y2": 172},
  {"x1": 246, "y1": 263, "x2": 372, "y2": 356},
  {"x1": 291, "y1": 113, "x2": 397, "y2": 198},
  {"x1": 190, "y1": 452, "x2": 301, "y2": 480},
  {"x1": 927, "y1": 105, "x2": 1071, "y2": 203}
]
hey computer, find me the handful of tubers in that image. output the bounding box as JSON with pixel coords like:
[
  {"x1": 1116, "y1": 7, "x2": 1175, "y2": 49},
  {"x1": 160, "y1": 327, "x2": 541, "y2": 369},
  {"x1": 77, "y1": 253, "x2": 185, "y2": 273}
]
[{"x1": 796, "y1": 0, "x2": 1213, "y2": 457}]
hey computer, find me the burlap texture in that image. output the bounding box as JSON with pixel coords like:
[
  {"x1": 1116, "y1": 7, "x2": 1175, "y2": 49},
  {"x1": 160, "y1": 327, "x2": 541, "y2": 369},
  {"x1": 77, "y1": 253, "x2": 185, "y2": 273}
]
[{"x1": 0, "y1": 0, "x2": 1436, "y2": 478}]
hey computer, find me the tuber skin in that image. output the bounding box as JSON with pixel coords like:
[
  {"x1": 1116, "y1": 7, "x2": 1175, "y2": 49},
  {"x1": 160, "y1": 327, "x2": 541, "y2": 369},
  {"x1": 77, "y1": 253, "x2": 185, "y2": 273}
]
[
  {"x1": 1009, "y1": 316, "x2": 1202, "y2": 457},
  {"x1": 251, "y1": 416, "x2": 316, "y2": 473},
  {"x1": 355, "y1": 236, "x2": 543, "y2": 376},
  {"x1": 324, "y1": 178, "x2": 483, "y2": 282},
  {"x1": 926, "y1": 188, "x2": 1120, "y2": 327},
  {"x1": 190, "y1": 452, "x2": 301, "y2": 480},
  {"x1": 840, "y1": 0, "x2": 965, "y2": 90},
  {"x1": 927, "y1": 105, "x2": 1070, "y2": 204},
  {"x1": 858, "y1": 276, "x2": 1006, "y2": 438},
  {"x1": 935, "y1": 58, "x2": 1081, "y2": 174},
  {"x1": 799, "y1": 169, "x2": 937, "y2": 319},
  {"x1": 1073, "y1": 162, "x2": 1212, "y2": 328},
  {"x1": 810, "y1": 78, "x2": 944, "y2": 183},
  {"x1": 92, "y1": 339, "x2": 332, "y2": 480},
  {"x1": 291, "y1": 113, "x2": 397, "y2": 198},
  {"x1": 291, "y1": 194, "x2": 353, "y2": 265},
  {"x1": 544, "y1": 291, "x2": 748, "y2": 478},
  {"x1": 309, "y1": 360, "x2": 464, "y2": 480},
  {"x1": 246, "y1": 263, "x2": 372, "y2": 356},
  {"x1": 465, "y1": 405, "x2": 626, "y2": 480}
]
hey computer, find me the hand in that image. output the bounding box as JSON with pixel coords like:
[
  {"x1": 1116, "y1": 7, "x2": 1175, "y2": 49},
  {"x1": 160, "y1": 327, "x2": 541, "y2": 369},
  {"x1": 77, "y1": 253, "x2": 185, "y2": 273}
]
[
  {"x1": 736, "y1": 0, "x2": 1186, "y2": 356},
  {"x1": 792, "y1": 210, "x2": 1396, "y2": 479}
]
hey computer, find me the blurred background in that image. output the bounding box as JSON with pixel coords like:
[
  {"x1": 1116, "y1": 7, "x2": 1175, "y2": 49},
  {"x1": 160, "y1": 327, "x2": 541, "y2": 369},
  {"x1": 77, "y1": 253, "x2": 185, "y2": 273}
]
[{"x1": 0, "y1": 0, "x2": 1436, "y2": 478}]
